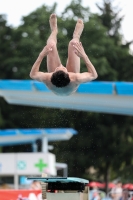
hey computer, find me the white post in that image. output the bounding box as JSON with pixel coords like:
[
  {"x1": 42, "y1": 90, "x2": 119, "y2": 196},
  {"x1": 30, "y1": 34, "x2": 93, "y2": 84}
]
[
  {"x1": 32, "y1": 142, "x2": 37, "y2": 152},
  {"x1": 42, "y1": 135, "x2": 48, "y2": 153},
  {"x1": 63, "y1": 165, "x2": 68, "y2": 177},
  {"x1": 14, "y1": 174, "x2": 18, "y2": 189}
]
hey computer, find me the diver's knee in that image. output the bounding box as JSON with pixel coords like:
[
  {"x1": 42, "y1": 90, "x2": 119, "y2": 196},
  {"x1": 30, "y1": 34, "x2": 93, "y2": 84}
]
[
  {"x1": 69, "y1": 39, "x2": 79, "y2": 46},
  {"x1": 47, "y1": 41, "x2": 56, "y2": 49}
]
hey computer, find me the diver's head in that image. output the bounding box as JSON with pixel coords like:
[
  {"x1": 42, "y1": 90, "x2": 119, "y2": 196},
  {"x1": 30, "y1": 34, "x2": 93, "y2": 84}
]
[{"x1": 51, "y1": 69, "x2": 70, "y2": 87}]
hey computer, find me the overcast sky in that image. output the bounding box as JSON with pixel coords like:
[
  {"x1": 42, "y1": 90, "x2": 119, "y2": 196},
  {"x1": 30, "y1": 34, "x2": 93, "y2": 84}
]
[{"x1": 0, "y1": 0, "x2": 132, "y2": 43}]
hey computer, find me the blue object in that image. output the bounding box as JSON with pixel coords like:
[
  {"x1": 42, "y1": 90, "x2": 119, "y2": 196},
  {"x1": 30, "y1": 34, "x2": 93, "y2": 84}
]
[
  {"x1": 0, "y1": 128, "x2": 77, "y2": 136},
  {"x1": 115, "y1": 82, "x2": 133, "y2": 95},
  {"x1": 33, "y1": 81, "x2": 50, "y2": 92},
  {"x1": 0, "y1": 80, "x2": 32, "y2": 91},
  {"x1": 20, "y1": 176, "x2": 32, "y2": 185},
  {"x1": 0, "y1": 128, "x2": 77, "y2": 146},
  {"x1": 27, "y1": 177, "x2": 89, "y2": 184},
  {"x1": 0, "y1": 80, "x2": 133, "y2": 96},
  {"x1": 77, "y1": 82, "x2": 114, "y2": 94}
]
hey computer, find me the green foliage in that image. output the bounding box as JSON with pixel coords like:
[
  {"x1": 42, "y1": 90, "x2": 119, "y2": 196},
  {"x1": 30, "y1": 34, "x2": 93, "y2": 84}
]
[
  {"x1": 96, "y1": 0, "x2": 133, "y2": 81},
  {"x1": 62, "y1": 0, "x2": 90, "y2": 20},
  {"x1": 0, "y1": 15, "x2": 16, "y2": 79},
  {"x1": 96, "y1": 0, "x2": 123, "y2": 39}
]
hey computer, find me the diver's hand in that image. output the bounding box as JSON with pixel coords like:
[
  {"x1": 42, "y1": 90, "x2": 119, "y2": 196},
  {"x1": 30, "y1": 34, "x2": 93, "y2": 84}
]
[
  {"x1": 73, "y1": 42, "x2": 86, "y2": 58},
  {"x1": 40, "y1": 44, "x2": 53, "y2": 57}
]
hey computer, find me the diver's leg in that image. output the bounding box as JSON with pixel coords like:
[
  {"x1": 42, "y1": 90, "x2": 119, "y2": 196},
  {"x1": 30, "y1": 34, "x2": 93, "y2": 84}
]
[
  {"x1": 66, "y1": 19, "x2": 84, "y2": 73},
  {"x1": 47, "y1": 14, "x2": 61, "y2": 72}
]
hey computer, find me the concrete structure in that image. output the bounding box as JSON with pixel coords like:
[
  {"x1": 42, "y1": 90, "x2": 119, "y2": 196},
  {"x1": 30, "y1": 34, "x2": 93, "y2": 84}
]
[
  {"x1": 0, "y1": 128, "x2": 77, "y2": 153},
  {"x1": 0, "y1": 80, "x2": 133, "y2": 115},
  {"x1": 27, "y1": 177, "x2": 89, "y2": 200},
  {"x1": 0, "y1": 128, "x2": 77, "y2": 187},
  {"x1": 0, "y1": 152, "x2": 56, "y2": 189}
]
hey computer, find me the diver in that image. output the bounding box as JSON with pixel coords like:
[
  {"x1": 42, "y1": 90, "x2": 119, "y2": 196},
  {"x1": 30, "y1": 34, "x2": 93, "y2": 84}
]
[{"x1": 30, "y1": 14, "x2": 98, "y2": 96}]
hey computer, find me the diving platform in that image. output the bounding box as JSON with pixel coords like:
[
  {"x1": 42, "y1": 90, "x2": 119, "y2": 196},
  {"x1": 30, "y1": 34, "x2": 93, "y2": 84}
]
[{"x1": 0, "y1": 80, "x2": 133, "y2": 116}]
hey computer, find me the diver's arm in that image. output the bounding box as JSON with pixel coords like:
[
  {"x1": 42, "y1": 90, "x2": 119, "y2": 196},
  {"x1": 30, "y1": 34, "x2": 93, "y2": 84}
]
[
  {"x1": 82, "y1": 54, "x2": 98, "y2": 80},
  {"x1": 73, "y1": 42, "x2": 98, "y2": 83},
  {"x1": 30, "y1": 45, "x2": 53, "y2": 82}
]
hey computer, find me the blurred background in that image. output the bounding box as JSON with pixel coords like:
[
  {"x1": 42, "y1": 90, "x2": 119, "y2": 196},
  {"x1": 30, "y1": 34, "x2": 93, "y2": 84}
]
[{"x1": 0, "y1": 0, "x2": 133, "y2": 199}]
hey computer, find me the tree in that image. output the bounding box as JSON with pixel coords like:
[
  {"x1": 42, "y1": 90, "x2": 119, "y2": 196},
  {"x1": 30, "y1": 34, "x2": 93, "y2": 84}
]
[
  {"x1": 9, "y1": 4, "x2": 58, "y2": 79},
  {"x1": 0, "y1": 14, "x2": 17, "y2": 128},
  {"x1": 0, "y1": 14, "x2": 17, "y2": 79},
  {"x1": 62, "y1": 0, "x2": 90, "y2": 20},
  {"x1": 96, "y1": 0, "x2": 133, "y2": 81},
  {"x1": 96, "y1": 0, "x2": 123, "y2": 40}
]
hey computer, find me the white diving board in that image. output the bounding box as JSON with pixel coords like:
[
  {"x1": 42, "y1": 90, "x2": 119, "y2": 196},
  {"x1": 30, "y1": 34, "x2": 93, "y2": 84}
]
[
  {"x1": 0, "y1": 80, "x2": 133, "y2": 116},
  {"x1": 0, "y1": 128, "x2": 77, "y2": 153}
]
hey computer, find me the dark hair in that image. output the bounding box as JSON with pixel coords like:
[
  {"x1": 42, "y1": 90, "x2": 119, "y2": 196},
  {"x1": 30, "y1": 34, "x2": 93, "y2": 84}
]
[{"x1": 51, "y1": 70, "x2": 70, "y2": 87}]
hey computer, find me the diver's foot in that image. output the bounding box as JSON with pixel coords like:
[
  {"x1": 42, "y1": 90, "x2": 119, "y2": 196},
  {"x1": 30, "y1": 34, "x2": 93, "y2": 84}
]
[
  {"x1": 73, "y1": 19, "x2": 84, "y2": 39},
  {"x1": 49, "y1": 13, "x2": 58, "y2": 33}
]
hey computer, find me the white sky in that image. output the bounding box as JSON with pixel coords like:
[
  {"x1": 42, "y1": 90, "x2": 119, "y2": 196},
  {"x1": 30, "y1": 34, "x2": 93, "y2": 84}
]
[{"x1": 0, "y1": 0, "x2": 132, "y2": 43}]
